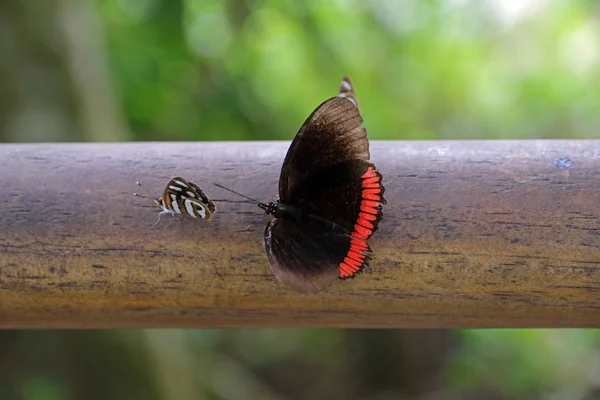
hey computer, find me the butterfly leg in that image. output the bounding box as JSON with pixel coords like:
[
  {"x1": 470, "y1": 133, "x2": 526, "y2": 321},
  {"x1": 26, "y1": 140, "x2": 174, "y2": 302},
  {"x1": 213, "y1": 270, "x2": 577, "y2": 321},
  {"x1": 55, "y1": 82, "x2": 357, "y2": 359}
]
[{"x1": 154, "y1": 210, "x2": 171, "y2": 226}]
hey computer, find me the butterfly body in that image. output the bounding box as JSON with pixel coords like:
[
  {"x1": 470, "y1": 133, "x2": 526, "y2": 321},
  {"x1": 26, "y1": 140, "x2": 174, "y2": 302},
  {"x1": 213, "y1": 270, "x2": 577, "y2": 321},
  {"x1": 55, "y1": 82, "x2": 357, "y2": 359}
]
[{"x1": 259, "y1": 76, "x2": 386, "y2": 293}]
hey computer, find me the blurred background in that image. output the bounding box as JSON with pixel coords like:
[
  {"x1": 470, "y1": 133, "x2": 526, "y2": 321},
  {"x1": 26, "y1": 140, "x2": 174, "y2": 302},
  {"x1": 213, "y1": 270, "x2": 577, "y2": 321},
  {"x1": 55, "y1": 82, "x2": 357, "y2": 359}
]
[{"x1": 1, "y1": 0, "x2": 600, "y2": 399}]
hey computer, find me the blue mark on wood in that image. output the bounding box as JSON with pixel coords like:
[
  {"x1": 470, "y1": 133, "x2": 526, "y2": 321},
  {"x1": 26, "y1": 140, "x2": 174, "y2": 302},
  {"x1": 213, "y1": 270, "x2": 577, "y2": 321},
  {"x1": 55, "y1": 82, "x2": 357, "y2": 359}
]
[{"x1": 554, "y1": 157, "x2": 572, "y2": 170}]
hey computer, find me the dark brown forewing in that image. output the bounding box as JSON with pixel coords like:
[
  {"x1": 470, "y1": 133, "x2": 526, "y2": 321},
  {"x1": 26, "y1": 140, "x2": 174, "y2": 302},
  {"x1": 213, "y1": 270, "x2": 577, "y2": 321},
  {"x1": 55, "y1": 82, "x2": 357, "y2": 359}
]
[
  {"x1": 293, "y1": 160, "x2": 385, "y2": 234},
  {"x1": 264, "y1": 218, "x2": 357, "y2": 293},
  {"x1": 279, "y1": 96, "x2": 369, "y2": 203}
]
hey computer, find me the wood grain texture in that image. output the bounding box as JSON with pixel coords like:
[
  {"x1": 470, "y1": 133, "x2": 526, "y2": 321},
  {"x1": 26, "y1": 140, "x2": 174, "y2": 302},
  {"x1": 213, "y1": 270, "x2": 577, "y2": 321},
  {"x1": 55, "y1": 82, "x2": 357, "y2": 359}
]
[{"x1": 0, "y1": 141, "x2": 599, "y2": 328}]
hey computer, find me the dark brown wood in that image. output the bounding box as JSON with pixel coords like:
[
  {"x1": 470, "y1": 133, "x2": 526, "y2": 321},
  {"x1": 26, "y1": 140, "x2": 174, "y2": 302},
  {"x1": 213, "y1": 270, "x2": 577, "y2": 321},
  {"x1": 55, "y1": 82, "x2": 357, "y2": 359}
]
[{"x1": 1, "y1": 141, "x2": 599, "y2": 328}]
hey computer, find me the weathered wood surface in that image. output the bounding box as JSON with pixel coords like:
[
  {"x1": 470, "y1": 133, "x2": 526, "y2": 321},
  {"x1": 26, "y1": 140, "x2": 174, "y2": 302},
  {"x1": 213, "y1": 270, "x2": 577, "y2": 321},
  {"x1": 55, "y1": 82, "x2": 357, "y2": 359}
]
[{"x1": 0, "y1": 141, "x2": 599, "y2": 328}]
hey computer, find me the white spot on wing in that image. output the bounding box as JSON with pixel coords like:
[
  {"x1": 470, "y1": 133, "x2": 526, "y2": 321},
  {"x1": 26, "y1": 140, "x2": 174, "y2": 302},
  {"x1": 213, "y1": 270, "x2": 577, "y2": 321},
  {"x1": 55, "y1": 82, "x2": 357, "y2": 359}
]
[
  {"x1": 195, "y1": 202, "x2": 207, "y2": 218},
  {"x1": 173, "y1": 180, "x2": 187, "y2": 187},
  {"x1": 187, "y1": 200, "x2": 206, "y2": 218},
  {"x1": 341, "y1": 80, "x2": 351, "y2": 91},
  {"x1": 170, "y1": 194, "x2": 181, "y2": 214},
  {"x1": 169, "y1": 185, "x2": 183, "y2": 191},
  {"x1": 186, "y1": 191, "x2": 196, "y2": 198},
  {"x1": 184, "y1": 199, "x2": 197, "y2": 217}
]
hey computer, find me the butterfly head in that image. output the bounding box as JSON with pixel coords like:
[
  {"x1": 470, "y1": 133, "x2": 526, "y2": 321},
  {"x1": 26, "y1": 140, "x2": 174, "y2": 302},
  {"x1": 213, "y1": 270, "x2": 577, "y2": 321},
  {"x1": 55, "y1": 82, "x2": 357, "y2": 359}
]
[
  {"x1": 258, "y1": 201, "x2": 278, "y2": 217},
  {"x1": 155, "y1": 197, "x2": 166, "y2": 209}
]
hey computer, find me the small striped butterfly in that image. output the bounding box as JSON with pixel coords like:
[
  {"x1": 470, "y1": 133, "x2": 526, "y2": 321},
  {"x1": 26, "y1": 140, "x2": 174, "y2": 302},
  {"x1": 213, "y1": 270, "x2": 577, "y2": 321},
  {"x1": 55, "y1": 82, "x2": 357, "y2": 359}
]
[{"x1": 134, "y1": 177, "x2": 216, "y2": 223}]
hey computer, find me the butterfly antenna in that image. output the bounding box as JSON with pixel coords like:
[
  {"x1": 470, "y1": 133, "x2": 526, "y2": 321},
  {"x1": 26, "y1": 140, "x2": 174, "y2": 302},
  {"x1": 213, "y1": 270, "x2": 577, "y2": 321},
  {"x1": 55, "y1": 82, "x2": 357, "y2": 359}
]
[
  {"x1": 213, "y1": 183, "x2": 263, "y2": 204},
  {"x1": 133, "y1": 181, "x2": 155, "y2": 199},
  {"x1": 211, "y1": 199, "x2": 256, "y2": 204}
]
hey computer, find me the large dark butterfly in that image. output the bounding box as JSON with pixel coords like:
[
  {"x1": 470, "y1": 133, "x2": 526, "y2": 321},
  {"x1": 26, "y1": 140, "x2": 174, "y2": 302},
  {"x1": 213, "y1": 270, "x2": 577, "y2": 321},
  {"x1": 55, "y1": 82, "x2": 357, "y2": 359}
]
[{"x1": 218, "y1": 76, "x2": 385, "y2": 293}]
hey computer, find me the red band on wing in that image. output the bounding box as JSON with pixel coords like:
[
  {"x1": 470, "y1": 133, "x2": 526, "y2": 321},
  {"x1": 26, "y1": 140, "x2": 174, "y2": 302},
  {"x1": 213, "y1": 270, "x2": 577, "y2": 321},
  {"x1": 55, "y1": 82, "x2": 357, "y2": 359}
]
[{"x1": 339, "y1": 165, "x2": 384, "y2": 279}]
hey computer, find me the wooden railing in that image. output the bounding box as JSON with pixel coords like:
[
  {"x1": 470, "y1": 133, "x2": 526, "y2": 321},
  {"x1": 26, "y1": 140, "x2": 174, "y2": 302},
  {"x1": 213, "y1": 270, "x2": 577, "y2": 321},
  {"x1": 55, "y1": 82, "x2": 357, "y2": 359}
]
[{"x1": 1, "y1": 141, "x2": 599, "y2": 328}]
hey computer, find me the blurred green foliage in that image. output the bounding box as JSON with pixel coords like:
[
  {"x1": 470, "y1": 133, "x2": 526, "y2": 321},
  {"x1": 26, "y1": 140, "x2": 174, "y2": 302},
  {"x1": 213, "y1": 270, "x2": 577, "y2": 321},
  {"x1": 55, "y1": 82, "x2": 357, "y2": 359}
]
[
  {"x1": 2, "y1": 329, "x2": 599, "y2": 399},
  {"x1": 2, "y1": 0, "x2": 600, "y2": 399},
  {"x1": 98, "y1": 0, "x2": 600, "y2": 142}
]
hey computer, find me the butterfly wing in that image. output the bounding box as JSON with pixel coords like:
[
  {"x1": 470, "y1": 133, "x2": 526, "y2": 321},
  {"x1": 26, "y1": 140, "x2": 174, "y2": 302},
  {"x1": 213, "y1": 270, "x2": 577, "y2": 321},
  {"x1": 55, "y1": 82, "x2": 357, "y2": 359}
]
[
  {"x1": 265, "y1": 218, "x2": 362, "y2": 293},
  {"x1": 266, "y1": 164, "x2": 384, "y2": 290},
  {"x1": 279, "y1": 96, "x2": 368, "y2": 203},
  {"x1": 160, "y1": 177, "x2": 183, "y2": 214},
  {"x1": 162, "y1": 177, "x2": 216, "y2": 220},
  {"x1": 278, "y1": 76, "x2": 384, "y2": 223},
  {"x1": 265, "y1": 77, "x2": 385, "y2": 290},
  {"x1": 187, "y1": 181, "x2": 217, "y2": 219},
  {"x1": 337, "y1": 75, "x2": 358, "y2": 108}
]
